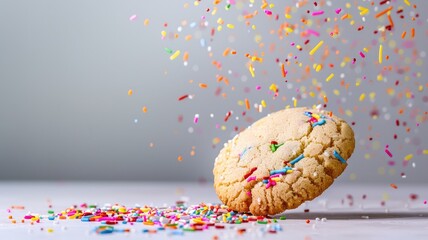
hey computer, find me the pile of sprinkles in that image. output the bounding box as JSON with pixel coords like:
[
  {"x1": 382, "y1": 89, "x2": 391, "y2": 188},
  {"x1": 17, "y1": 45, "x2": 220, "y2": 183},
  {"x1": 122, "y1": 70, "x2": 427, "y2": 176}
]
[{"x1": 7, "y1": 202, "x2": 287, "y2": 236}]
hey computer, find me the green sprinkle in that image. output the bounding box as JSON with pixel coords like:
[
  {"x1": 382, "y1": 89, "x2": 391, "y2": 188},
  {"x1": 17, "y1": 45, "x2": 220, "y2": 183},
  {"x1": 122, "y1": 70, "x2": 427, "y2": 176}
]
[
  {"x1": 270, "y1": 143, "x2": 284, "y2": 153},
  {"x1": 48, "y1": 210, "x2": 54, "y2": 214},
  {"x1": 183, "y1": 228, "x2": 195, "y2": 232},
  {"x1": 164, "y1": 48, "x2": 173, "y2": 54},
  {"x1": 257, "y1": 220, "x2": 268, "y2": 224},
  {"x1": 280, "y1": 216, "x2": 287, "y2": 220}
]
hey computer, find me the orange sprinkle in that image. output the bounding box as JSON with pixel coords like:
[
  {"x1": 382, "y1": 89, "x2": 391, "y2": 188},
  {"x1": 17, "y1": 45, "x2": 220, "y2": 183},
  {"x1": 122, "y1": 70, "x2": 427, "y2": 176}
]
[
  {"x1": 390, "y1": 183, "x2": 398, "y2": 189},
  {"x1": 375, "y1": 6, "x2": 393, "y2": 18},
  {"x1": 245, "y1": 98, "x2": 250, "y2": 110},
  {"x1": 177, "y1": 155, "x2": 183, "y2": 162},
  {"x1": 199, "y1": 83, "x2": 208, "y2": 88},
  {"x1": 183, "y1": 52, "x2": 189, "y2": 61},
  {"x1": 223, "y1": 48, "x2": 230, "y2": 56},
  {"x1": 281, "y1": 63, "x2": 287, "y2": 78},
  {"x1": 185, "y1": 35, "x2": 192, "y2": 41},
  {"x1": 323, "y1": 95, "x2": 328, "y2": 103},
  {"x1": 401, "y1": 31, "x2": 406, "y2": 39},
  {"x1": 387, "y1": 14, "x2": 394, "y2": 28},
  {"x1": 142, "y1": 106, "x2": 148, "y2": 113},
  {"x1": 411, "y1": 28, "x2": 415, "y2": 38},
  {"x1": 341, "y1": 13, "x2": 349, "y2": 20},
  {"x1": 128, "y1": 89, "x2": 133, "y2": 96},
  {"x1": 11, "y1": 205, "x2": 25, "y2": 210}
]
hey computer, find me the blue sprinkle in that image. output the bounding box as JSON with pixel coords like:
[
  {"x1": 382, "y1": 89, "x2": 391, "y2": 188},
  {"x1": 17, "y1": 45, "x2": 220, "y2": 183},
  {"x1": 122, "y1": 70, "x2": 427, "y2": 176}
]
[
  {"x1": 290, "y1": 154, "x2": 304, "y2": 165},
  {"x1": 262, "y1": 179, "x2": 269, "y2": 184},
  {"x1": 333, "y1": 150, "x2": 347, "y2": 164},
  {"x1": 169, "y1": 230, "x2": 184, "y2": 236},
  {"x1": 312, "y1": 118, "x2": 326, "y2": 127},
  {"x1": 304, "y1": 111, "x2": 312, "y2": 117},
  {"x1": 270, "y1": 166, "x2": 292, "y2": 175},
  {"x1": 239, "y1": 146, "x2": 252, "y2": 159}
]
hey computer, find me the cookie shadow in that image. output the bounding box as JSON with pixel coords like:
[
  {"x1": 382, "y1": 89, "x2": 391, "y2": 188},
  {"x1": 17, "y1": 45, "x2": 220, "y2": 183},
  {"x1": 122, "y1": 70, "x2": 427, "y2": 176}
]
[{"x1": 276, "y1": 212, "x2": 428, "y2": 220}]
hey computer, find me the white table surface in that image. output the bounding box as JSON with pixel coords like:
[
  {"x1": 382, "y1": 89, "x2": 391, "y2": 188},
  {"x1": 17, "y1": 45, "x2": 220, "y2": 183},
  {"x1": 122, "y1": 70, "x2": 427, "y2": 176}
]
[{"x1": 1, "y1": 181, "x2": 427, "y2": 239}]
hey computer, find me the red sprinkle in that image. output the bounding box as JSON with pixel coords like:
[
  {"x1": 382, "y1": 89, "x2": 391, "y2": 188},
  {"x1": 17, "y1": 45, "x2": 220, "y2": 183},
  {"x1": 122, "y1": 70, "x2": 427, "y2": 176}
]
[
  {"x1": 390, "y1": 183, "x2": 398, "y2": 189},
  {"x1": 243, "y1": 167, "x2": 258, "y2": 180},
  {"x1": 178, "y1": 95, "x2": 189, "y2": 101}
]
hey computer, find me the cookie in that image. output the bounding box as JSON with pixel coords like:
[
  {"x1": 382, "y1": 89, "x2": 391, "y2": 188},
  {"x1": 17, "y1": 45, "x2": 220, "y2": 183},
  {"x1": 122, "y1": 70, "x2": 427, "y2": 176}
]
[{"x1": 213, "y1": 107, "x2": 355, "y2": 216}]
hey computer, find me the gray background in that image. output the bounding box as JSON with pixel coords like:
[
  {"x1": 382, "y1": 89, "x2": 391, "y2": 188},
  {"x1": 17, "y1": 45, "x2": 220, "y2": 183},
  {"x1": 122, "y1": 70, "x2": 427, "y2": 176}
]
[{"x1": 0, "y1": 0, "x2": 426, "y2": 183}]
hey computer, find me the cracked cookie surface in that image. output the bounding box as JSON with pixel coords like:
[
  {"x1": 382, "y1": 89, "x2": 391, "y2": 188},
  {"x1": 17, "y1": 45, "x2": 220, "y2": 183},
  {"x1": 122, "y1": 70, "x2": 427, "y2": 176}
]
[{"x1": 213, "y1": 107, "x2": 355, "y2": 216}]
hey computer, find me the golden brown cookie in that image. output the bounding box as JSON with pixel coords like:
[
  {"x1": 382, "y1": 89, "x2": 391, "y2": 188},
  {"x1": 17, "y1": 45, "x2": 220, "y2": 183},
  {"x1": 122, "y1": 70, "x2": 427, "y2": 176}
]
[{"x1": 213, "y1": 107, "x2": 355, "y2": 216}]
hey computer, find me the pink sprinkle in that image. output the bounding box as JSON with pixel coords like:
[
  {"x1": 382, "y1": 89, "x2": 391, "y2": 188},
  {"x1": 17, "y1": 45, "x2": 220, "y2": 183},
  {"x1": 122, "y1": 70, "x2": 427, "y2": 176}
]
[
  {"x1": 256, "y1": 85, "x2": 261, "y2": 90},
  {"x1": 385, "y1": 149, "x2": 393, "y2": 158},
  {"x1": 194, "y1": 114, "x2": 199, "y2": 124},
  {"x1": 264, "y1": 9, "x2": 272, "y2": 15},
  {"x1": 129, "y1": 14, "x2": 137, "y2": 21},
  {"x1": 359, "y1": 51, "x2": 365, "y2": 58},
  {"x1": 246, "y1": 191, "x2": 252, "y2": 196},
  {"x1": 290, "y1": 42, "x2": 295, "y2": 46},
  {"x1": 246, "y1": 176, "x2": 256, "y2": 182},
  {"x1": 387, "y1": 161, "x2": 395, "y2": 166},
  {"x1": 265, "y1": 182, "x2": 272, "y2": 189},
  {"x1": 424, "y1": 200, "x2": 427, "y2": 204},
  {"x1": 311, "y1": 10, "x2": 324, "y2": 16},
  {"x1": 335, "y1": 8, "x2": 342, "y2": 14},
  {"x1": 307, "y1": 29, "x2": 320, "y2": 37}
]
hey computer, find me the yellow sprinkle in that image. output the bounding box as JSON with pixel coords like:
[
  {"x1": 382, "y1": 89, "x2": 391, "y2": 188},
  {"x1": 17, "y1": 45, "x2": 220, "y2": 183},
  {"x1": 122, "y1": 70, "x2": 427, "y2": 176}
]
[
  {"x1": 315, "y1": 64, "x2": 322, "y2": 72},
  {"x1": 269, "y1": 83, "x2": 277, "y2": 92},
  {"x1": 144, "y1": 19, "x2": 150, "y2": 26},
  {"x1": 293, "y1": 97, "x2": 297, "y2": 107},
  {"x1": 212, "y1": 7, "x2": 217, "y2": 15},
  {"x1": 312, "y1": 113, "x2": 320, "y2": 119},
  {"x1": 356, "y1": 78, "x2": 361, "y2": 86},
  {"x1": 404, "y1": 0, "x2": 411, "y2": 6},
  {"x1": 285, "y1": 27, "x2": 294, "y2": 33},
  {"x1": 359, "y1": 93, "x2": 366, "y2": 101},
  {"x1": 271, "y1": 177, "x2": 281, "y2": 182},
  {"x1": 217, "y1": 18, "x2": 223, "y2": 24},
  {"x1": 379, "y1": 44, "x2": 383, "y2": 64},
  {"x1": 285, "y1": 14, "x2": 292, "y2": 19},
  {"x1": 226, "y1": 24, "x2": 234, "y2": 29},
  {"x1": 363, "y1": 48, "x2": 368, "y2": 52},
  {"x1": 47, "y1": 228, "x2": 54, "y2": 233},
  {"x1": 252, "y1": 24, "x2": 256, "y2": 30},
  {"x1": 170, "y1": 50, "x2": 181, "y2": 60},
  {"x1": 249, "y1": 64, "x2": 255, "y2": 78},
  {"x1": 309, "y1": 91, "x2": 315, "y2": 98},
  {"x1": 309, "y1": 40, "x2": 324, "y2": 56},
  {"x1": 369, "y1": 92, "x2": 376, "y2": 100},
  {"x1": 161, "y1": 30, "x2": 166, "y2": 38},
  {"x1": 128, "y1": 89, "x2": 133, "y2": 96},
  {"x1": 326, "y1": 73, "x2": 334, "y2": 82},
  {"x1": 418, "y1": 85, "x2": 423, "y2": 91},
  {"x1": 423, "y1": 149, "x2": 428, "y2": 155},
  {"x1": 333, "y1": 89, "x2": 340, "y2": 96},
  {"x1": 404, "y1": 154, "x2": 413, "y2": 161}
]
